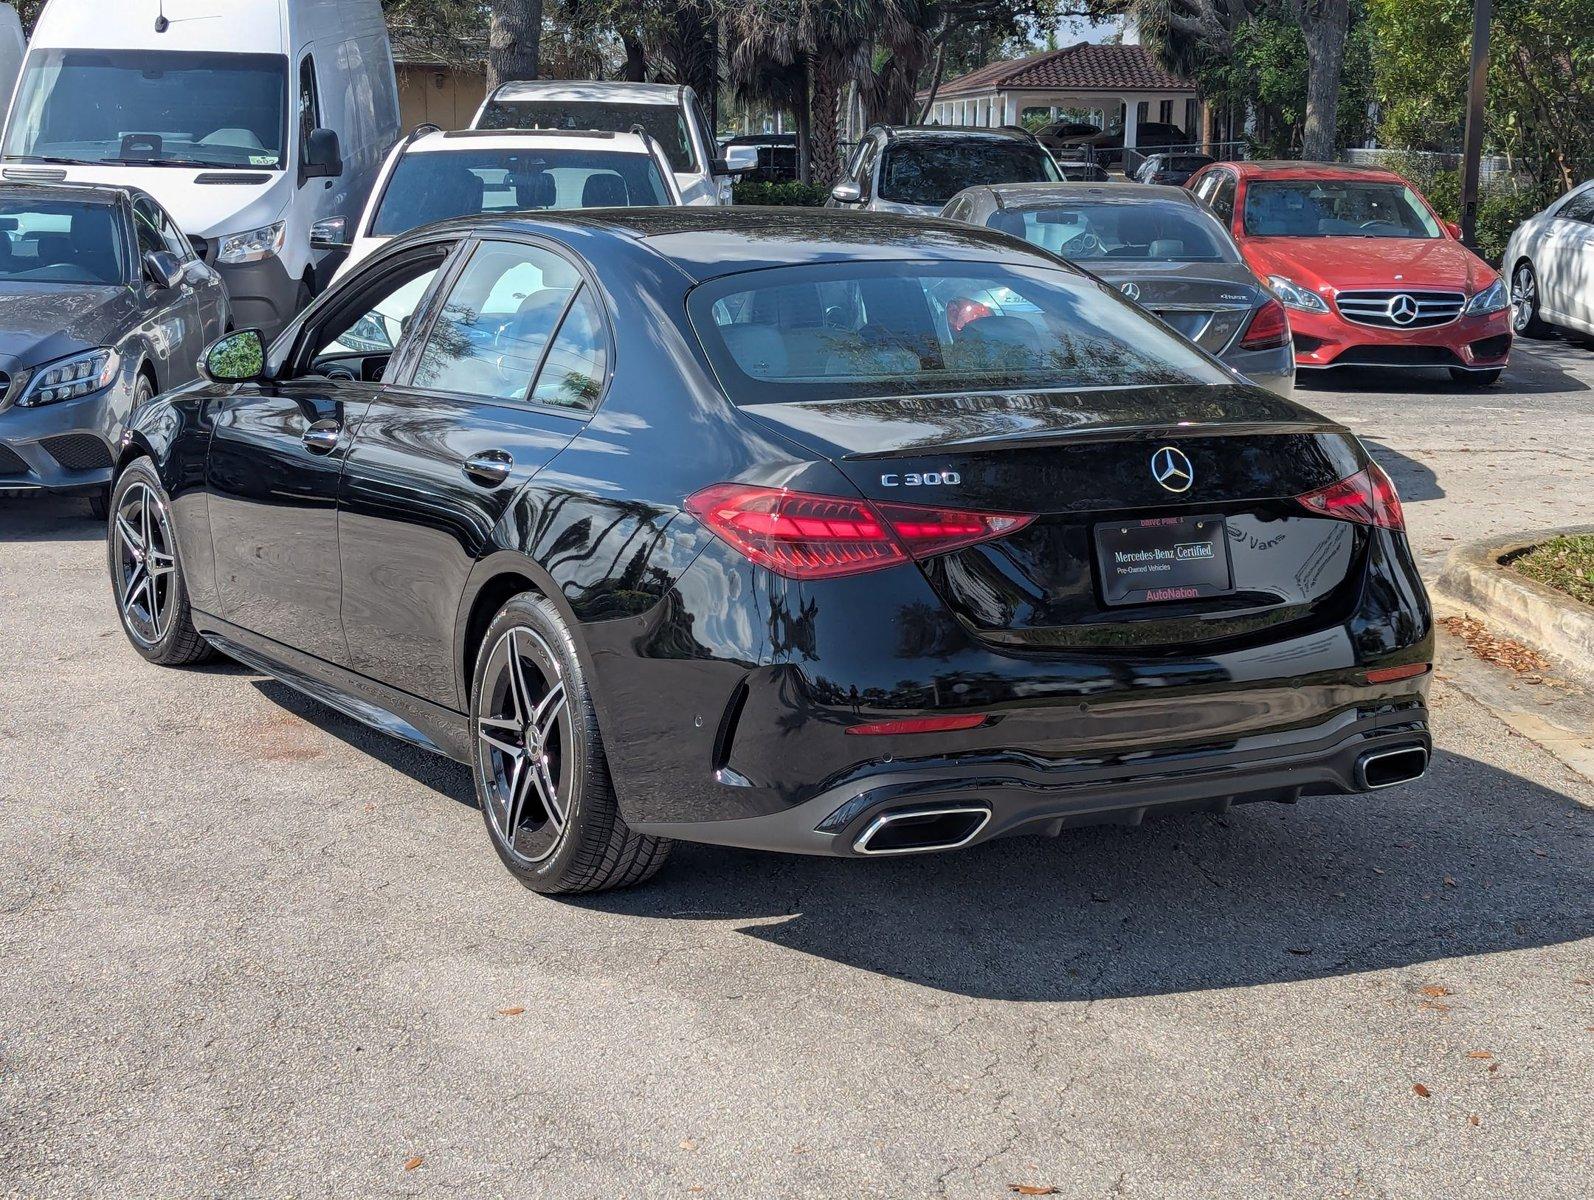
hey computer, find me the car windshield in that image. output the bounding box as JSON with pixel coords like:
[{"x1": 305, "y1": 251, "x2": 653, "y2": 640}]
[
  {"x1": 989, "y1": 200, "x2": 1238, "y2": 263},
  {"x1": 0, "y1": 198, "x2": 126, "y2": 285},
  {"x1": 690, "y1": 260, "x2": 1228, "y2": 405},
  {"x1": 4, "y1": 49, "x2": 288, "y2": 169},
  {"x1": 370, "y1": 146, "x2": 672, "y2": 237},
  {"x1": 1243, "y1": 179, "x2": 1441, "y2": 238},
  {"x1": 878, "y1": 141, "x2": 1061, "y2": 206},
  {"x1": 477, "y1": 99, "x2": 696, "y2": 172}
]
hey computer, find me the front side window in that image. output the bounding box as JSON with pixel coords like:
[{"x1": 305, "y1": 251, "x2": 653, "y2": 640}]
[
  {"x1": 1556, "y1": 188, "x2": 1594, "y2": 224},
  {"x1": 4, "y1": 49, "x2": 289, "y2": 169},
  {"x1": 412, "y1": 240, "x2": 583, "y2": 403},
  {"x1": 297, "y1": 55, "x2": 321, "y2": 159},
  {"x1": 988, "y1": 200, "x2": 1238, "y2": 264},
  {"x1": 1243, "y1": 179, "x2": 1441, "y2": 238},
  {"x1": 131, "y1": 198, "x2": 166, "y2": 257},
  {"x1": 877, "y1": 141, "x2": 1061, "y2": 206},
  {"x1": 0, "y1": 198, "x2": 126, "y2": 284},
  {"x1": 691, "y1": 260, "x2": 1228, "y2": 406},
  {"x1": 477, "y1": 99, "x2": 696, "y2": 173},
  {"x1": 369, "y1": 147, "x2": 672, "y2": 238}
]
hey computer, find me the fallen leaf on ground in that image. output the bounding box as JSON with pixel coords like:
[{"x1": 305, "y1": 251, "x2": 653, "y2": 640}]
[
  {"x1": 1420, "y1": 985, "x2": 1451, "y2": 997},
  {"x1": 1439, "y1": 615, "x2": 1551, "y2": 675},
  {"x1": 1467, "y1": 1051, "x2": 1493, "y2": 1060},
  {"x1": 680, "y1": 1139, "x2": 697, "y2": 1151},
  {"x1": 1468, "y1": 1114, "x2": 1481, "y2": 1126},
  {"x1": 1443, "y1": 875, "x2": 1457, "y2": 887},
  {"x1": 1413, "y1": 1083, "x2": 1432, "y2": 1098},
  {"x1": 1009, "y1": 1187, "x2": 1061, "y2": 1196},
  {"x1": 497, "y1": 1005, "x2": 525, "y2": 1016},
  {"x1": 403, "y1": 1155, "x2": 424, "y2": 1171},
  {"x1": 1419, "y1": 1000, "x2": 1452, "y2": 1013},
  {"x1": 1287, "y1": 946, "x2": 1312, "y2": 955}
]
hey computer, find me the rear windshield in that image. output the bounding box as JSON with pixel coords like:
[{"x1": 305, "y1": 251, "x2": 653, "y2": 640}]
[
  {"x1": 1243, "y1": 179, "x2": 1441, "y2": 238},
  {"x1": 477, "y1": 99, "x2": 696, "y2": 172},
  {"x1": 370, "y1": 146, "x2": 672, "y2": 236},
  {"x1": 0, "y1": 198, "x2": 125, "y2": 284},
  {"x1": 690, "y1": 260, "x2": 1227, "y2": 405},
  {"x1": 988, "y1": 200, "x2": 1238, "y2": 264},
  {"x1": 878, "y1": 141, "x2": 1060, "y2": 206}
]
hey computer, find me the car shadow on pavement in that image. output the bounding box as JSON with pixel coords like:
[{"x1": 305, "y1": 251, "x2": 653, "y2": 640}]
[
  {"x1": 1361, "y1": 440, "x2": 1444, "y2": 501},
  {"x1": 581, "y1": 750, "x2": 1592, "y2": 1002},
  {"x1": 0, "y1": 493, "x2": 104, "y2": 542},
  {"x1": 1296, "y1": 350, "x2": 1587, "y2": 397}
]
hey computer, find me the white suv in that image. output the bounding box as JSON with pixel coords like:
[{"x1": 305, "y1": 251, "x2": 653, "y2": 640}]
[
  {"x1": 333, "y1": 126, "x2": 681, "y2": 280},
  {"x1": 472, "y1": 80, "x2": 731, "y2": 206}
]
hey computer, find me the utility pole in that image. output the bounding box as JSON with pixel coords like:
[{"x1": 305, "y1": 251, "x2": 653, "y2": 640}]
[{"x1": 1459, "y1": 0, "x2": 1492, "y2": 247}]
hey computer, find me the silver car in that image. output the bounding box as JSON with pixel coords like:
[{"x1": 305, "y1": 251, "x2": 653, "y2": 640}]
[
  {"x1": 829, "y1": 125, "x2": 1062, "y2": 218},
  {"x1": 1501, "y1": 178, "x2": 1594, "y2": 339},
  {"x1": 941, "y1": 181, "x2": 1295, "y2": 397}
]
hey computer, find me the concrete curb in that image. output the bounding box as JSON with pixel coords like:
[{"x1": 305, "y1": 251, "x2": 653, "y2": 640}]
[{"x1": 1435, "y1": 524, "x2": 1594, "y2": 686}]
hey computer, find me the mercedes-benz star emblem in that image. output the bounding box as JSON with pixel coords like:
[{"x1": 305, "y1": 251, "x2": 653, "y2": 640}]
[
  {"x1": 1120, "y1": 281, "x2": 1141, "y2": 302},
  {"x1": 1151, "y1": 446, "x2": 1193, "y2": 494},
  {"x1": 1388, "y1": 293, "x2": 1419, "y2": 325}
]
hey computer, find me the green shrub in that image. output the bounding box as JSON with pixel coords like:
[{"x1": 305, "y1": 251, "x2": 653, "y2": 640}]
[{"x1": 732, "y1": 180, "x2": 831, "y2": 207}]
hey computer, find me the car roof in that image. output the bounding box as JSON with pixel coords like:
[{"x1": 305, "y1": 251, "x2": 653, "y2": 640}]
[
  {"x1": 411, "y1": 207, "x2": 1062, "y2": 283},
  {"x1": 405, "y1": 128, "x2": 655, "y2": 155},
  {"x1": 971, "y1": 181, "x2": 1201, "y2": 208},
  {"x1": 487, "y1": 80, "x2": 685, "y2": 104},
  {"x1": 870, "y1": 124, "x2": 1041, "y2": 144},
  {"x1": 1222, "y1": 160, "x2": 1409, "y2": 184}
]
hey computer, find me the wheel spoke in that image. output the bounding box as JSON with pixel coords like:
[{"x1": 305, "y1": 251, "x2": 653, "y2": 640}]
[
  {"x1": 477, "y1": 723, "x2": 522, "y2": 759},
  {"x1": 147, "y1": 548, "x2": 175, "y2": 578},
  {"x1": 140, "y1": 491, "x2": 153, "y2": 559},
  {"x1": 529, "y1": 755, "x2": 564, "y2": 831},
  {"x1": 144, "y1": 575, "x2": 162, "y2": 639},
  {"x1": 116, "y1": 513, "x2": 143, "y2": 555},
  {"x1": 121, "y1": 565, "x2": 146, "y2": 618},
  {"x1": 505, "y1": 629, "x2": 536, "y2": 725},
  {"x1": 533, "y1": 680, "x2": 565, "y2": 740},
  {"x1": 502, "y1": 753, "x2": 533, "y2": 844}
]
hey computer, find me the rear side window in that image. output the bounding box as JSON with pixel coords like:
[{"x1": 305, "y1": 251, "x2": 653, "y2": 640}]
[
  {"x1": 530, "y1": 285, "x2": 607, "y2": 409},
  {"x1": 690, "y1": 260, "x2": 1227, "y2": 406},
  {"x1": 1208, "y1": 173, "x2": 1237, "y2": 224},
  {"x1": 477, "y1": 99, "x2": 696, "y2": 172},
  {"x1": 412, "y1": 239, "x2": 582, "y2": 402},
  {"x1": 878, "y1": 141, "x2": 1060, "y2": 206},
  {"x1": 987, "y1": 200, "x2": 1238, "y2": 263}
]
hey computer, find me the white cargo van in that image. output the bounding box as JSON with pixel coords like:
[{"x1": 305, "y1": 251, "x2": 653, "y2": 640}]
[
  {"x1": 0, "y1": 0, "x2": 401, "y2": 335},
  {"x1": 472, "y1": 80, "x2": 733, "y2": 206},
  {"x1": 0, "y1": 6, "x2": 24, "y2": 132}
]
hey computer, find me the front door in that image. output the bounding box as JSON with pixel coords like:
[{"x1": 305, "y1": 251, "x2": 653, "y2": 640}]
[
  {"x1": 338, "y1": 236, "x2": 610, "y2": 708},
  {"x1": 206, "y1": 245, "x2": 449, "y2": 660}
]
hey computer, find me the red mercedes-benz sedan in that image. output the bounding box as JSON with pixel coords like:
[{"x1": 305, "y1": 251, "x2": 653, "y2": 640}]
[{"x1": 1185, "y1": 161, "x2": 1512, "y2": 384}]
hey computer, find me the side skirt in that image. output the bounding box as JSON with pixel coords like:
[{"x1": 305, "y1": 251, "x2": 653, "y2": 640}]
[{"x1": 193, "y1": 612, "x2": 473, "y2": 763}]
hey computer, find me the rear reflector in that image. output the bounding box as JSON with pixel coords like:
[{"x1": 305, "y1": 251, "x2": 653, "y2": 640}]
[
  {"x1": 1296, "y1": 461, "x2": 1405, "y2": 530},
  {"x1": 1240, "y1": 298, "x2": 1290, "y2": 350},
  {"x1": 1363, "y1": 662, "x2": 1431, "y2": 684},
  {"x1": 946, "y1": 297, "x2": 993, "y2": 332},
  {"x1": 845, "y1": 714, "x2": 989, "y2": 736},
  {"x1": 685, "y1": 484, "x2": 1033, "y2": 580}
]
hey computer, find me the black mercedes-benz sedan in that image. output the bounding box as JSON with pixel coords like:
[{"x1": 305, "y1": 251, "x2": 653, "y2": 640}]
[{"x1": 106, "y1": 208, "x2": 1433, "y2": 893}]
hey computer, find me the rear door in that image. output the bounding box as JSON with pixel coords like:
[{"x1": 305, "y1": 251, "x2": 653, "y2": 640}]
[{"x1": 336, "y1": 235, "x2": 607, "y2": 708}]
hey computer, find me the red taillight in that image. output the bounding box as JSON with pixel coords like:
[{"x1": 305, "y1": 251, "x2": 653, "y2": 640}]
[
  {"x1": 1296, "y1": 461, "x2": 1405, "y2": 530},
  {"x1": 1363, "y1": 663, "x2": 1430, "y2": 684},
  {"x1": 845, "y1": 714, "x2": 989, "y2": 736},
  {"x1": 946, "y1": 297, "x2": 993, "y2": 332},
  {"x1": 1240, "y1": 298, "x2": 1290, "y2": 350},
  {"x1": 684, "y1": 484, "x2": 1034, "y2": 580}
]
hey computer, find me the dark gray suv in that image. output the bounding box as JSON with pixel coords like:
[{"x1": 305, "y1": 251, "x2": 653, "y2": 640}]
[
  {"x1": 0, "y1": 183, "x2": 227, "y2": 514},
  {"x1": 828, "y1": 126, "x2": 1061, "y2": 218}
]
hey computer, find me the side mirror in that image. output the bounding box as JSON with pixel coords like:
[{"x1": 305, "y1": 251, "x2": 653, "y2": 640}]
[
  {"x1": 723, "y1": 145, "x2": 759, "y2": 173},
  {"x1": 310, "y1": 216, "x2": 350, "y2": 251},
  {"x1": 200, "y1": 328, "x2": 267, "y2": 384},
  {"x1": 1442, "y1": 219, "x2": 1463, "y2": 240},
  {"x1": 710, "y1": 156, "x2": 747, "y2": 178},
  {"x1": 143, "y1": 249, "x2": 183, "y2": 290},
  {"x1": 302, "y1": 127, "x2": 342, "y2": 180},
  {"x1": 830, "y1": 180, "x2": 864, "y2": 204}
]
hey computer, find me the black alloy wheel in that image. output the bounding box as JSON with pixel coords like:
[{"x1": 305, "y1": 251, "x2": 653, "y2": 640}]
[
  {"x1": 107, "y1": 459, "x2": 212, "y2": 665},
  {"x1": 471, "y1": 593, "x2": 670, "y2": 893}
]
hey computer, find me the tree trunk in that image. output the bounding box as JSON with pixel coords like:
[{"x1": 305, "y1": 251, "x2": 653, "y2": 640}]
[
  {"x1": 621, "y1": 32, "x2": 647, "y2": 83},
  {"x1": 809, "y1": 53, "x2": 844, "y2": 186},
  {"x1": 916, "y1": 38, "x2": 948, "y2": 123},
  {"x1": 487, "y1": 0, "x2": 542, "y2": 91},
  {"x1": 1298, "y1": 0, "x2": 1349, "y2": 161},
  {"x1": 794, "y1": 68, "x2": 813, "y2": 185}
]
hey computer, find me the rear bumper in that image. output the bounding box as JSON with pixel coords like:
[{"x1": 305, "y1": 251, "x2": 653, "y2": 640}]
[
  {"x1": 632, "y1": 701, "x2": 1431, "y2": 855},
  {"x1": 1288, "y1": 304, "x2": 1512, "y2": 371}
]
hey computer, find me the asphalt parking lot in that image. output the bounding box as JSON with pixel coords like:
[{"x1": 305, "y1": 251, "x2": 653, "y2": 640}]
[{"x1": 2, "y1": 341, "x2": 1591, "y2": 1199}]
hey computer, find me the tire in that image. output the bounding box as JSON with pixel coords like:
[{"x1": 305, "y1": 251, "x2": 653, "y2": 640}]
[
  {"x1": 1450, "y1": 367, "x2": 1503, "y2": 386},
  {"x1": 106, "y1": 458, "x2": 214, "y2": 666},
  {"x1": 469, "y1": 592, "x2": 671, "y2": 894},
  {"x1": 1510, "y1": 260, "x2": 1553, "y2": 338}
]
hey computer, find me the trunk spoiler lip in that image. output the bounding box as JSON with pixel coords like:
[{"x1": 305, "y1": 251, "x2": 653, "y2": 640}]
[{"x1": 838, "y1": 418, "x2": 1349, "y2": 461}]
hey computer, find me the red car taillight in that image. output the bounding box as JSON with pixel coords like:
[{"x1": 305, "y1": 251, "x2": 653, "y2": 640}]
[
  {"x1": 685, "y1": 484, "x2": 1034, "y2": 580},
  {"x1": 1240, "y1": 298, "x2": 1290, "y2": 350},
  {"x1": 1296, "y1": 461, "x2": 1405, "y2": 530}
]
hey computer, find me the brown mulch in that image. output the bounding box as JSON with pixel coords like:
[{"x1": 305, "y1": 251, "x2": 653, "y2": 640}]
[{"x1": 1438, "y1": 614, "x2": 1552, "y2": 678}]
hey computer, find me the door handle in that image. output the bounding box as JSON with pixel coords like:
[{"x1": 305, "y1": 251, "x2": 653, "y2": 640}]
[
  {"x1": 463, "y1": 449, "x2": 513, "y2": 488},
  {"x1": 302, "y1": 419, "x2": 342, "y2": 454}
]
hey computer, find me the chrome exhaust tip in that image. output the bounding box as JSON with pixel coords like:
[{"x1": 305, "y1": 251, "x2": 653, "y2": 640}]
[
  {"x1": 852, "y1": 805, "x2": 993, "y2": 856},
  {"x1": 1356, "y1": 744, "x2": 1429, "y2": 791}
]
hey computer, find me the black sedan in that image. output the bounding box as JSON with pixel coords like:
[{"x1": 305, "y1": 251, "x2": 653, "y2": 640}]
[
  {"x1": 107, "y1": 209, "x2": 1433, "y2": 893},
  {"x1": 0, "y1": 183, "x2": 228, "y2": 514}
]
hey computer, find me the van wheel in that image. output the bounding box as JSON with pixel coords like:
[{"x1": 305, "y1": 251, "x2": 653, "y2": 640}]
[{"x1": 470, "y1": 593, "x2": 671, "y2": 894}]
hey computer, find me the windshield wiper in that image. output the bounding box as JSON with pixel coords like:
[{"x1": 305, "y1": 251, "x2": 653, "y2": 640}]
[
  {"x1": 11, "y1": 154, "x2": 97, "y2": 166},
  {"x1": 98, "y1": 156, "x2": 265, "y2": 170}
]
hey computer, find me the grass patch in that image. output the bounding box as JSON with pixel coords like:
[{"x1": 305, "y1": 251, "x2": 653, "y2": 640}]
[{"x1": 1510, "y1": 535, "x2": 1594, "y2": 608}]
